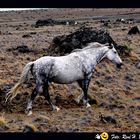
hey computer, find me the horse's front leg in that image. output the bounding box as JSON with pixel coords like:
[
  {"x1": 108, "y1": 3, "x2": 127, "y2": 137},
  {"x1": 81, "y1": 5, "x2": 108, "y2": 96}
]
[
  {"x1": 82, "y1": 79, "x2": 91, "y2": 108},
  {"x1": 43, "y1": 82, "x2": 60, "y2": 111},
  {"x1": 77, "y1": 77, "x2": 91, "y2": 108}
]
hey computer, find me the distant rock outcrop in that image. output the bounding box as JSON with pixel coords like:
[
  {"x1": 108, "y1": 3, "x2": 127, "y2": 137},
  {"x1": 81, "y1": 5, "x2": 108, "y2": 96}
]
[
  {"x1": 49, "y1": 26, "x2": 131, "y2": 56},
  {"x1": 35, "y1": 19, "x2": 77, "y2": 27},
  {"x1": 128, "y1": 26, "x2": 140, "y2": 35}
]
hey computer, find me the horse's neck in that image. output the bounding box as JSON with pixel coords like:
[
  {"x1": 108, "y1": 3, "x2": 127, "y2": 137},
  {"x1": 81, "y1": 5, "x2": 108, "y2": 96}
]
[
  {"x1": 96, "y1": 47, "x2": 109, "y2": 64},
  {"x1": 86, "y1": 47, "x2": 108, "y2": 65}
]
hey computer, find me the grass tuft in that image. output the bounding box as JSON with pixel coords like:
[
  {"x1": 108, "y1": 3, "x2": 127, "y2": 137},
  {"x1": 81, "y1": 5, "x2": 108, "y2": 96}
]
[{"x1": 0, "y1": 116, "x2": 7, "y2": 125}]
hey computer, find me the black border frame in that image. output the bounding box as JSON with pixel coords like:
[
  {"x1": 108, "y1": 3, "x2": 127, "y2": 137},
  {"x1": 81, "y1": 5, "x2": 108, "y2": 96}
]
[
  {"x1": 0, "y1": 0, "x2": 140, "y2": 139},
  {"x1": 0, "y1": 0, "x2": 140, "y2": 8}
]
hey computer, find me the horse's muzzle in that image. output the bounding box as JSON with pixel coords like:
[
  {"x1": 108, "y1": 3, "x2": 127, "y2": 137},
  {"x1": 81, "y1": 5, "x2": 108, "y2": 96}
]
[{"x1": 116, "y1": 63, "x2": 123, "y2": 68}]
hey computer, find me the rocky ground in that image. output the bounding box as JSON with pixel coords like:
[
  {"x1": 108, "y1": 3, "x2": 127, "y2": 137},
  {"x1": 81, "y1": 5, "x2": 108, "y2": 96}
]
[{"x1": 0, "y1": 8, "x2": 140, "y2": 132}]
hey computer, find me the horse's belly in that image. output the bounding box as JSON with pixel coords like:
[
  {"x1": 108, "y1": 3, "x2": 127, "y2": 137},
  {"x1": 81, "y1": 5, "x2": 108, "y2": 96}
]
[{"x1": 52, "y1": 70, "x2": 83, "y2": 84}]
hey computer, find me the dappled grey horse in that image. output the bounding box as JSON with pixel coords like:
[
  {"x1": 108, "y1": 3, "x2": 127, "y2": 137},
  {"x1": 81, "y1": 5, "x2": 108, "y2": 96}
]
[{"x1": 6, "y1": 42, "x2": 122, "y2": 116}]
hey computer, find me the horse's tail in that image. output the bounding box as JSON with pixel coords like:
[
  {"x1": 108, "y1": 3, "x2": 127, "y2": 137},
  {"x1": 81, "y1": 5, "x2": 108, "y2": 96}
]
[{"x1": 5, "y1": 61, "x2": 34, "y2": 103}]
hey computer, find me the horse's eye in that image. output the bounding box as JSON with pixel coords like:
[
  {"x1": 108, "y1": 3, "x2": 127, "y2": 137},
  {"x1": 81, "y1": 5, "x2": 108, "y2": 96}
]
[{"x1": 114, "y1": 51, "x2": 117, "y2": 54}]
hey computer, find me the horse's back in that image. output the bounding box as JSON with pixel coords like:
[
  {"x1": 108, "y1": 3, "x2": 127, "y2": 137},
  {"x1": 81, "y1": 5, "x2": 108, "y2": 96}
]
[{"x1": 33, "y1": 56, "x2": 55, "y2": 77}]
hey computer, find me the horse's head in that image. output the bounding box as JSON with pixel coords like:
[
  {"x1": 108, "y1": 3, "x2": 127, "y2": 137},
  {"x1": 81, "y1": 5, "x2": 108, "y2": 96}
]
[{"x1": 106, "y1": 44, "x2": 123, "y2": 68}]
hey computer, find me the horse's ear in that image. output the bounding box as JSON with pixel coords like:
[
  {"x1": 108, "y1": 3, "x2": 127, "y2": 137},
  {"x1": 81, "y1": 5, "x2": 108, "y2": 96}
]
[{"x1": 108, "y1": 44, "x2": 114, "y2": 49}]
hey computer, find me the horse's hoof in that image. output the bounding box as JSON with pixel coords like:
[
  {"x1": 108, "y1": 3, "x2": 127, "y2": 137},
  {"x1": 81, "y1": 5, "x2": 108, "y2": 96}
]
[
  {"x1": 27, "y1": 110, "x2": 33, "y2": 116},
  {"x1": 53, "y1": 106, "x2": 60, "y2": 112},
  {"x1": 56, "y1": 107, "x2": 60, "y2": 112},
  {"x1": 74, "y1": 98, "x2": 80, "y2": 104},
  {"x1": 86, "y1": 103, "x2": 91, "y2": 108},
  {"x1": 25, "y1": 109, "x2": 33, "y2": 116}
]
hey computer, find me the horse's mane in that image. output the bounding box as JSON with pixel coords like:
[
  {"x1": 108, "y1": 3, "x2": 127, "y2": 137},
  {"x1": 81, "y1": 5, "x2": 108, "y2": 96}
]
[
  {"x1": 72, "y1": 48, "x2": 82, "y2": 52},
  {"x1": 72, "y1": 42, "x2": 107, "y2": 53}
]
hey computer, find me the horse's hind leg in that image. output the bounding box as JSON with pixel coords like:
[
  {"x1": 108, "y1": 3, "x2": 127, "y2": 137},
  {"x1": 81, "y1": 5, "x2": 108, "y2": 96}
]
[
  {"x1": 26, "y1": 82, "x2": 42, "y2": 116},
  {"x1": 43, "y1": 82, "x2": 60, "y2": 111}
]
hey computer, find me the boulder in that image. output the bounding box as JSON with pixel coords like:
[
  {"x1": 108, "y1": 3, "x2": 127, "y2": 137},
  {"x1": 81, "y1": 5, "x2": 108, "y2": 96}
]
[
  {"x1": 50, "y1": 26, "x2": 130, "y2": 56},
  {"x1": 128, "y1": 26, "x2": 140, "y2": 35}
]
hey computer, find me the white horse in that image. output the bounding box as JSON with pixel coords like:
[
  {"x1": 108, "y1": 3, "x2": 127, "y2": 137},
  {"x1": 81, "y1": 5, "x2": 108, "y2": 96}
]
[{"x1": 6, "y1": 42, "x2": 122, "y2": 116}]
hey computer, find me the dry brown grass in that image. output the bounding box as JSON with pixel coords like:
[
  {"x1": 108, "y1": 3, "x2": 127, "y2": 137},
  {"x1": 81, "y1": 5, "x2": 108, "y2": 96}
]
[{"x1": 0, "y1": 115, "x2": 7, "y2": 126}]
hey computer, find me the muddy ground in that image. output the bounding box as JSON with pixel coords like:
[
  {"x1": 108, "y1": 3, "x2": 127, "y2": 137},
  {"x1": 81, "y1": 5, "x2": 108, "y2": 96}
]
[{"x1": 0, "y1": 8, "x2": 140, "y2": 132}]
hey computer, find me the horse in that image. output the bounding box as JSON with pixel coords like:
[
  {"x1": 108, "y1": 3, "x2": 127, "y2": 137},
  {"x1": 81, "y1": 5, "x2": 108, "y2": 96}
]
[{"x1": 6, "y1": 42, "x2": 122, "y2": 116}]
